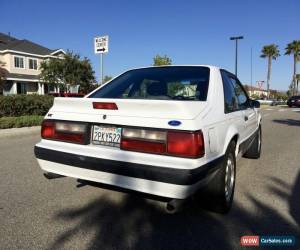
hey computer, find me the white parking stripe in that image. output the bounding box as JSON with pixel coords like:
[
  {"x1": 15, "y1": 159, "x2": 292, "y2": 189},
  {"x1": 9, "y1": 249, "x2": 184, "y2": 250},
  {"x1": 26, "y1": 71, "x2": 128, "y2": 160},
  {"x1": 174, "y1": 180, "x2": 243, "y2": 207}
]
[
  {"x1": 292, "y1": 109, "x2": 300, "y2": 112},
  {"x1": 278, "y1": 109, "x2": 286, "y2": 112},
  {"x1": 265, "y1": 108, "x2": 273, "y2": 111}
]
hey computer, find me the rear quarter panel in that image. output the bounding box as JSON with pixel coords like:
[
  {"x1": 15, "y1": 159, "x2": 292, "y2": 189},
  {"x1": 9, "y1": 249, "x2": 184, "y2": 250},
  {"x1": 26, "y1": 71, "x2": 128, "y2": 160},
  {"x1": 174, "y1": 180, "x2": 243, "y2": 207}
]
[{"x1": 196, "y1": 68, "x2": 241, "y2": 160}]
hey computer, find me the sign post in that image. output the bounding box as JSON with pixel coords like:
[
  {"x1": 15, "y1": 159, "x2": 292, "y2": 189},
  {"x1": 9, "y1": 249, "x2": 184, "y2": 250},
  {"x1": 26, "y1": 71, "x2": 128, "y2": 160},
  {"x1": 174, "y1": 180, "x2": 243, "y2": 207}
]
[{"x1": 94, "y1": 35, "x2": 109, "y2": 85}]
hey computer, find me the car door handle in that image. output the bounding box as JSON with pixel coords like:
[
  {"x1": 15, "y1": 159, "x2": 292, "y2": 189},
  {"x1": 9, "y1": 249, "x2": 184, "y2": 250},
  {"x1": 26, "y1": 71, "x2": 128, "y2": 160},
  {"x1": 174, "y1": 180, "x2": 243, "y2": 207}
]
[{"x1": 244, "y1": 116, "x2": 248, "y2": 121}]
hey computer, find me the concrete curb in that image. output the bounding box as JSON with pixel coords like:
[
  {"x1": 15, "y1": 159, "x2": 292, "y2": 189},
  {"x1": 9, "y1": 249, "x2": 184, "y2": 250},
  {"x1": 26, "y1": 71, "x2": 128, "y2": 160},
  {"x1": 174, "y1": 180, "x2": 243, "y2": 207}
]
[{"x1": 0, "y1": 126, "x2": 40, "y2": 138}]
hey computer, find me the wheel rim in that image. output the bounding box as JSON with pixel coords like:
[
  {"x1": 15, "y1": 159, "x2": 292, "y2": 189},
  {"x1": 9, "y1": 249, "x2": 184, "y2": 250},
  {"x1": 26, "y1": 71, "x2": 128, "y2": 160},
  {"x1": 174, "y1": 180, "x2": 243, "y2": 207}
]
[{"x1": 225, "y1": 155, "x2": 235, "y2": 202}]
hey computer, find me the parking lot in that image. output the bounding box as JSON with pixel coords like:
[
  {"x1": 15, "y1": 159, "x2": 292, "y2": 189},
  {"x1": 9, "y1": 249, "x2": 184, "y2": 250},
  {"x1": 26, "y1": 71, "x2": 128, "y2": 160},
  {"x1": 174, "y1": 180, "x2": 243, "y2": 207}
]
[{"x1": 0, "y1": 106, "x2": 299, "y2": 250}]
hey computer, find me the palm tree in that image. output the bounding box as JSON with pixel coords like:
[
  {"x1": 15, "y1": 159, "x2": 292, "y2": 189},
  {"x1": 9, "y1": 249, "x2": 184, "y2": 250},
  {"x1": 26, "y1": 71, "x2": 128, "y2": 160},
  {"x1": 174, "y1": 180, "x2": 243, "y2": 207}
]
[
  {"x1": 260, "y1": 44, "x2": 280, "y2": 98},
  {"x1": 296, "y1": 74, "x2": 300, "y2": 94},
  {"x1": 285, "y1": 40, "x2": 300, "y2": 95}
]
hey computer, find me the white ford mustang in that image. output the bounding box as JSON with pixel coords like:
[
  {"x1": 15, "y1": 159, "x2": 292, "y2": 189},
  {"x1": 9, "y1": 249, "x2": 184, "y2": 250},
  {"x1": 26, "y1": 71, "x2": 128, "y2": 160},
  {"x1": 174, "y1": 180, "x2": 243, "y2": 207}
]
[{"x1": 34, "y1": 65, "x2": 261, "y2": 213}]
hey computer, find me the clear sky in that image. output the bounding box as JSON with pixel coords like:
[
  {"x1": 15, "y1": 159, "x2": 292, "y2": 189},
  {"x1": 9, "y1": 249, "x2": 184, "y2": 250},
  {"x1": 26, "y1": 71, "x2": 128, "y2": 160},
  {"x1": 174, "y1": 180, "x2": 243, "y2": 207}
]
[{"x1": 1, "y1": 0, "x2": 299, "y2": 90}]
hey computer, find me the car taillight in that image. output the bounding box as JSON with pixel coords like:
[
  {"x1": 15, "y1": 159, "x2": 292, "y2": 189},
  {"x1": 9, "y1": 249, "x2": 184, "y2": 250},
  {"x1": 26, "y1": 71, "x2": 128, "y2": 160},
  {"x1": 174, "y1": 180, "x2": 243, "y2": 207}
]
[
  {"x1": 41, "y1": 121, "x2": 55, "y2": 138},
  {"x1": 41, "y1": 120, "x2": 87, "y2": 144},
  {"x1": 121, "y1": 128, "x2": 166, "y2": 154},
  {"x1": 121, "y1": 128, "x2": 204, "y2": 158},
  {"x1": 167, "y1": 131, "x2": 204, "y2": 158},
  {"x1": 93, "y1": 102, "x2": 118, "y2": 110}
]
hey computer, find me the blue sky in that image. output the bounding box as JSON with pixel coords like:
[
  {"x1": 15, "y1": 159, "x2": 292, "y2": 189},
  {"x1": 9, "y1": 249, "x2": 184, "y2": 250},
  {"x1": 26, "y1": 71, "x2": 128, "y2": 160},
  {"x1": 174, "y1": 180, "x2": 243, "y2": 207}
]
[{"x1": 1, "y1": 0, "x2": 299, "y2": 90}]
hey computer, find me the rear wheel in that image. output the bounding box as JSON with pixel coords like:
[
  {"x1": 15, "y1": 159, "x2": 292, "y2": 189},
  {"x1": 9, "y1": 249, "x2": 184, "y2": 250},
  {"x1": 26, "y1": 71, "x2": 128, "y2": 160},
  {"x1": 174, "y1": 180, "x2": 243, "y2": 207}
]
[
  {"x1": 243, "y1": 126, "x2": 261, "y2": 159},
  {"x1": 200, "y1": 141, "x2": 236, "y2": 214}
]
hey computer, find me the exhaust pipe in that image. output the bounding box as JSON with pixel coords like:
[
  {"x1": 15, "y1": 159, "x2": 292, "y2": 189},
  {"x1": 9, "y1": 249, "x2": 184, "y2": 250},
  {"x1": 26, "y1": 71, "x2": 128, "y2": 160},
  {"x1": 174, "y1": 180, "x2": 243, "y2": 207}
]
[
  {"x1": 165, "y1": 199, "x2": 185, "y2": 214},
  {"x1": 43, "y1": 172, "x2": 65, "y2": 179}
]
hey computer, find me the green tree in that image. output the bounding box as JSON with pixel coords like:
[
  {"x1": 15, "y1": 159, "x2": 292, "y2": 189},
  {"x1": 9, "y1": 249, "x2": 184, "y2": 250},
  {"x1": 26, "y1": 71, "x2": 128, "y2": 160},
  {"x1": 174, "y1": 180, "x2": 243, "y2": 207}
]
[
  {"x1": 75, "y1": 56, "x2": 96, "y2": 93},
  {"x1": 103, "y1": 75, "x2": 113, "y2": 84},
  {"x1": 285, "y1": 40, "x2": 300, "y2": 95},
  {"x1": 297, "y1": 74, "x2": 300, "y2": 94},
  {"x1": 260, "y1": 44, "x2": 280, "y2": 98},
  {"x1": 39, "y1": 51, "x2": 95, "y2": 93},
  {"x1": 39, "y1": 58, "x2": 64, "y2": 90},
  {"x1": 153, "y1": 55, "x2": 172, "y2": 66}
]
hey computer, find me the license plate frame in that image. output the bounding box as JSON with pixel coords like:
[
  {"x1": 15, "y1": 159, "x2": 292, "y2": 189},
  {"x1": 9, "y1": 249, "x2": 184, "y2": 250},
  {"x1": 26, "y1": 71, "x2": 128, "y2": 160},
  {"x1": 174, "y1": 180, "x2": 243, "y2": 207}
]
[{"x1": 91, "y1": 125, "x2": 122, "y2": 147}]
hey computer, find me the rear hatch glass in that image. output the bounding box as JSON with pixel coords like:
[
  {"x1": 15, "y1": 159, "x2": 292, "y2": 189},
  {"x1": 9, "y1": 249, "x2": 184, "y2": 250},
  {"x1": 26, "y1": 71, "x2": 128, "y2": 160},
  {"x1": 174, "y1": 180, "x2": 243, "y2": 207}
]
[{"x1": 89, "y1": 66, "x2": 210, "y2": 101}]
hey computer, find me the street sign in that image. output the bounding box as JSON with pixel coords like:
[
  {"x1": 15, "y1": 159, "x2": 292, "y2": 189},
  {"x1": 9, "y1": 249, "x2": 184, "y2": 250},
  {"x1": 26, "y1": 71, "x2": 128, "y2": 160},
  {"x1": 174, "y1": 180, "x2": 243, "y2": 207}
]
[{"x1": 94, "y1": 35, "x2": 109, "y2": 54}]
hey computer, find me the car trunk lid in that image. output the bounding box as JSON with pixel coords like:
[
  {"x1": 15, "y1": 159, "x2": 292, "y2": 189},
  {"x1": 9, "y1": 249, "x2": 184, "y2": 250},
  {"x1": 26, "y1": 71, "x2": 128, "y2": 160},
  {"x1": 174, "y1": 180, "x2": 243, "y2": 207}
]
[{"x1": 49, "y1": 97, "x2": 208, "y2": 120}]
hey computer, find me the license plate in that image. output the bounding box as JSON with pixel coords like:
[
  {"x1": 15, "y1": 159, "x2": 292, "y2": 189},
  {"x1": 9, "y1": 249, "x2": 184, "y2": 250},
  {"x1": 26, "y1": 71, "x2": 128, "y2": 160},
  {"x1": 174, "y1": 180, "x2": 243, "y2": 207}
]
[{"x1": 92, "y1": 125, "x2": 122, "y2": 147}]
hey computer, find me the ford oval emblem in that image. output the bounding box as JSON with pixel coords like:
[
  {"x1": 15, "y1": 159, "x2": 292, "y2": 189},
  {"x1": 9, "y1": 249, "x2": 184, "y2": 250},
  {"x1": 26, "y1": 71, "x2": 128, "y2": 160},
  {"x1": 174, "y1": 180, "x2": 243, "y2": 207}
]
[{"x1": 168, "y1": 120, "x2": 181, "y2": 126}]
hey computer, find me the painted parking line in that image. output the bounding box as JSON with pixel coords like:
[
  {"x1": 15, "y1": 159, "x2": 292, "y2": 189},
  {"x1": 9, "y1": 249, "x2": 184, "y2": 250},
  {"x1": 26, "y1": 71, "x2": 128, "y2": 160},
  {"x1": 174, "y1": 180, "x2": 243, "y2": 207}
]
[
  {"x1": 265, "y1": 108, "x2": 273, "y2": 111},
  {"x1": 292, "y1": 109, "x2": 300, "y2": 112},
  {"x1": 278, "y1": 109, "x2": 286, "y2": 112}
]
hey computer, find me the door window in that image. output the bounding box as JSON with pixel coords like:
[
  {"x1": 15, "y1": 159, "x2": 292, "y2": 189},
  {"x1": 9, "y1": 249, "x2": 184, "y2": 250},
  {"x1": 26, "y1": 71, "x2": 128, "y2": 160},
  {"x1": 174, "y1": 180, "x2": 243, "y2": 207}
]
[
  {"x1": 228, "y1": 77, "x2": 249, "y2": 109},
  {"x1": 221, "y1": 71, "x2": 239, "y2": 113}
]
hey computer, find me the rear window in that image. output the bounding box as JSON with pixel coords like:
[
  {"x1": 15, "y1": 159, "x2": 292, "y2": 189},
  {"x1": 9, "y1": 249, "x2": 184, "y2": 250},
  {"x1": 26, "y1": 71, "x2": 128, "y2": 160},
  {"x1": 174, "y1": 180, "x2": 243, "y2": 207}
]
[{"x1": 89, "y1": 66, "x2": 210, "y2": 101}]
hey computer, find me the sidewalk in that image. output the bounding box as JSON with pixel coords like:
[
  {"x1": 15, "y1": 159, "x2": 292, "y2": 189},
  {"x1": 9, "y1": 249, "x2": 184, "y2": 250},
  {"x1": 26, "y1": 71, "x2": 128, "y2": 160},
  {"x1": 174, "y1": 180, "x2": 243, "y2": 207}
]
[{"x1": 0, "y1": 126, "x2": 40, "y2": 138}]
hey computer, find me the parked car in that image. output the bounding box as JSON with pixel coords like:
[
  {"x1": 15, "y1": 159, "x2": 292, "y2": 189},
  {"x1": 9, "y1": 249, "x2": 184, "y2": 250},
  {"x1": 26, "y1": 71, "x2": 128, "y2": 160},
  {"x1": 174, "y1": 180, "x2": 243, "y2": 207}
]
[
  {"x1": 287, "y1": 95, "x2": 300, "y2": 107},
  {"x1": 257, "y1": 99, "x2": 273, "y2": 105},
  {"x1": 34, "y1": 66, "x2": 262, "y2": 214},
  {"x1": 270, "y1": 99, "x2": 286, "y2": 106}
]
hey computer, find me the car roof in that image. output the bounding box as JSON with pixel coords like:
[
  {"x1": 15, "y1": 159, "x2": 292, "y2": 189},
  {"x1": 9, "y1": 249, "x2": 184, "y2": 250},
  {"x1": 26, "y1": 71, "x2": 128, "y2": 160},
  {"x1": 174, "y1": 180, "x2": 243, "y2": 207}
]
[{"x1": 128, "y1": 64, "x2": 221, "y2": 71}]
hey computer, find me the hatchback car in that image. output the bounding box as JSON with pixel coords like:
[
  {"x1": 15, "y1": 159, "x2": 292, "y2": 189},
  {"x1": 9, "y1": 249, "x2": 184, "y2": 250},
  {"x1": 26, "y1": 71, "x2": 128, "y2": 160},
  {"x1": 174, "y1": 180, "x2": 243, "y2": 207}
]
[{"x1": 34, "y1": 65, "x2": 261, "y2": 213}]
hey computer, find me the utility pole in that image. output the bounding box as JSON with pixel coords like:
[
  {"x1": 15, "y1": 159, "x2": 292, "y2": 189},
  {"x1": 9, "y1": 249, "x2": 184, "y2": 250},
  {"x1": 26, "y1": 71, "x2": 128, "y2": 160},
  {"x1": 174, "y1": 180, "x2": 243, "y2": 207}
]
[
  {"x1": 250, "y1": 47, "x2": 253, "y2": 97},
  {"x1": 230, "y1": 36, "x2": 244, "y2": 76}
]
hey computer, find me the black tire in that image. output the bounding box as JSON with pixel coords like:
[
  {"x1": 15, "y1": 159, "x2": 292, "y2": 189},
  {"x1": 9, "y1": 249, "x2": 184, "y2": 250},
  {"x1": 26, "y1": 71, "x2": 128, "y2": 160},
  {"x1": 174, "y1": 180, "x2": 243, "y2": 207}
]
[
  {"x1": 199, "y1": 141, "x2": 236, "y2": 214},
  {"x1": 243, "y1": 126, "x2": 261, "y2": 159}
]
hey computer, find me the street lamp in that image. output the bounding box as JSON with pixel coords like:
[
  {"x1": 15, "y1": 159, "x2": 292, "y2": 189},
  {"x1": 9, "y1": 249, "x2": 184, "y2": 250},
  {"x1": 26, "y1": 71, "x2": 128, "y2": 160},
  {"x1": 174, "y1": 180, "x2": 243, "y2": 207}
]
[{"x1": 230, "y1": 36, "x2": 244, "y2": 76}]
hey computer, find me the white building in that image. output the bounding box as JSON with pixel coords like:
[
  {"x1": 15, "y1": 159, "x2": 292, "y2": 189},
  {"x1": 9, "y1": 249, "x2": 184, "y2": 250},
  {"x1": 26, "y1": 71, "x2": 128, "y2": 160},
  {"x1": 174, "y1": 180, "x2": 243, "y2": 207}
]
[{"x1": 0, "y1": 32, "x2": 65, "y2": 95}]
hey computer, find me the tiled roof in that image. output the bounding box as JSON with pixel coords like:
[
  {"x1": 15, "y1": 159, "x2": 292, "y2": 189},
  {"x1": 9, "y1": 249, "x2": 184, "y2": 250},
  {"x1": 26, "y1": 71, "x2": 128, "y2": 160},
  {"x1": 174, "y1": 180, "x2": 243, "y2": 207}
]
[{"x1": 0, "y1": 33, "x2": 58, "y2": 55}]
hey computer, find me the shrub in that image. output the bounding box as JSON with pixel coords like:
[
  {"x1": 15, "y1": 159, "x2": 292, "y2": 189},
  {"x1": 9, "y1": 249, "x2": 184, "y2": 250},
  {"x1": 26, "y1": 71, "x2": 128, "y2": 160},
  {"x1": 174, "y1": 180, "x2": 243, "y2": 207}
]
[
  {"x1": 0, "y1": 115, "x2": 44, "y2": 129},
  {"x1": 0, "y1": 94, "x2": 54, "y2": 117}
]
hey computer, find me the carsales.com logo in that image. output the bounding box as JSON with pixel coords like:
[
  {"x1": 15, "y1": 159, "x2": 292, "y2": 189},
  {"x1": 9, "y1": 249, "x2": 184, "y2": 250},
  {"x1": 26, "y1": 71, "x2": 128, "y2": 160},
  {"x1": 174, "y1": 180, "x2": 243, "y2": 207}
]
[
  {"x1": 241, "y1": 236, "x2": 260, "y2": 246},
  {"x1": 240, "y1": 235, "x2": 296, "y2": 247}
]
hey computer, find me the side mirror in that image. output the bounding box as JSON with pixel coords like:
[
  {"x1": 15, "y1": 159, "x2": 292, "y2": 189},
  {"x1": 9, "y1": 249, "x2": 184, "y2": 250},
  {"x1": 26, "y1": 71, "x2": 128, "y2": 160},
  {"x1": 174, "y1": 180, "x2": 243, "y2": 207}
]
[{"x1": 250, "y1": 99, "x2": 260, "y2": 108}]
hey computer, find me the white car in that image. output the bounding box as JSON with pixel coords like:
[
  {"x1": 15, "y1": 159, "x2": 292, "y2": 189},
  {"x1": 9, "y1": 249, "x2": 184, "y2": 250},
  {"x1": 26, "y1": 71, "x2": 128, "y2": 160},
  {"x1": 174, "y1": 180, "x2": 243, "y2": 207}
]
[{"x1": 34, "y1": 65, "x2": 261, "y2": 213}]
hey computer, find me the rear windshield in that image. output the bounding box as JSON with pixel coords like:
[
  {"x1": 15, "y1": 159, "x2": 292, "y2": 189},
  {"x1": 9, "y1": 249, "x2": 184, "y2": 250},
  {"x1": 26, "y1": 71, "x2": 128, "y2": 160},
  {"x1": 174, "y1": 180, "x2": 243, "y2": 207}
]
[{"x1": 89, "y1": 66, "x2": 210, "y2": 101}]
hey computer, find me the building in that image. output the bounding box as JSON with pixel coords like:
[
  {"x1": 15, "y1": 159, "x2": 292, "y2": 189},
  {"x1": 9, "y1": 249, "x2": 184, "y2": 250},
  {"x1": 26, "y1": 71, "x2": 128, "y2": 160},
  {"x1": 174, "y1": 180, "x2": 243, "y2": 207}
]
[
  {"x1": 0, "y1": 32, "x2": 65, "y2": 95},
  {"x1": 244, "y1": 84, "x2": 268, "y2": 98}
]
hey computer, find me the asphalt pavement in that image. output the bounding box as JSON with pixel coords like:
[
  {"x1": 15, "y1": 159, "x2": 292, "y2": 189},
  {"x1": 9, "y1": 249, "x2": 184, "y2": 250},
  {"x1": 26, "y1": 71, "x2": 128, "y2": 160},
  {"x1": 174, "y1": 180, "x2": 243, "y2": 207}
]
[{"x1": 0, "y1": 106, "x2": 300, "y2": 250}]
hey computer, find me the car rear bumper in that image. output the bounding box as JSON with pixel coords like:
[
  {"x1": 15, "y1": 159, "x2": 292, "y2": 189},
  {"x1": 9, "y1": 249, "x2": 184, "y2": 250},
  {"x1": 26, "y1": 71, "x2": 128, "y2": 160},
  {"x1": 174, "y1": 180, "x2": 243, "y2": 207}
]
[{"x1": 34, "y1": 146, "x2": 224, "y2": 199}]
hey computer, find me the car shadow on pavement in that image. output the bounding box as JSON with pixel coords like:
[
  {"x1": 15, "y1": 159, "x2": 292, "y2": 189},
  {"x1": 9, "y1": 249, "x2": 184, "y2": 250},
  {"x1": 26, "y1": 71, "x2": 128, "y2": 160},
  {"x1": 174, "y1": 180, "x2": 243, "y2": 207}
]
[
  {"x1": 267, "y1": 172, "x2": 300, "y2": 230},
  {"x1": 48, "y1": 180, "x2": 300, "y2": 250},
  {"x1": 290, "y1": 172, "x2": 300, "y2": 230},
  {"x1": 272, "y1": 119, "x2": 300, "y2": 127}
]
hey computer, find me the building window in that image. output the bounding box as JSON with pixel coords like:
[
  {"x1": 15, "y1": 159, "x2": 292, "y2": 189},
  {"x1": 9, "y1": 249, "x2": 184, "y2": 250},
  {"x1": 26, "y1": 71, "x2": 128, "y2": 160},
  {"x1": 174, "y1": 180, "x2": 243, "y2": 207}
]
[
  {"x1": 28, "y1": 58, "x2": 38, "y2": 70},
  {"x1": 14, "y1": 56, "x2": 24, "y2": 68}
]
